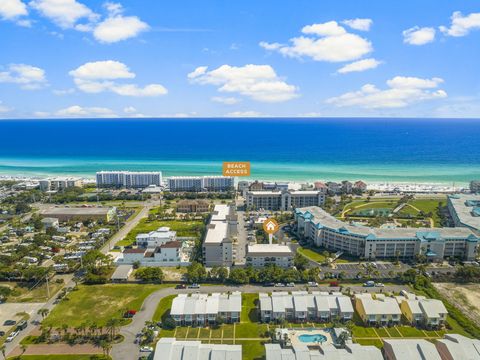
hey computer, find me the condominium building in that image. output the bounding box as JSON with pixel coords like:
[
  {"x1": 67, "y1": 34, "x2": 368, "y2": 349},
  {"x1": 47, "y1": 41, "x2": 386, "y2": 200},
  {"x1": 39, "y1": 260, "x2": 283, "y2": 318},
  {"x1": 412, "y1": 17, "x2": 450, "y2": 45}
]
[
  {"x1": 39, "y1": 177, "x2": 83, "y2": 191},
  {"x1": 245, "y1": 190, "x2": 326, "y2": 211},
  {"x1": 259, "y1": 291, "x2": 353, "y2": 323},
  {"x1": 354, "y1": 293, "x2": 402, "y2": 326},
  {"x1": 435, "y1": 334, "x2": 480, "y2": 360},
  {"x1": 295, "y1": 206, "x2": 479, "y2": 261},
  {"x1": 354, "y1": 180, "x2": 368, "y2": 192},
  {"x1": 135, "y1": 227, "x2": 177, "y2": 248},
  {"x1": 170, "y1": 292, "x2": 241, "y2": 326},
  {"x1": 384, "y1": 339, "x2": 442, "y2": 360},
  {"x1": 447, "y1": 194, "x2": 480, "y2": 234},
  {"x1": 265, "y1": 343, "x2": 383, "y2": 360},
  {"x1": 246, "y1": 244, "x2": 294, "y2": 268},
  {"x1": 154, "y1": 338, "x2": 241, "y2": 360},
  {"x1": 168, "y1": 176, "x2": 234, "y2": 192},
  {"x1": 203, "y1": 204, "x2": 237, "y2": 267},
  {"x1": 176, "y1": 199, "x2": 210, "y2": 213},
  {"x1": 96, "y1": 171, "x2": 162, "y2": 188},
  {"x1": 397, "y1": 291, "x2": 448, "y2": 328},
  {"x1": 470, "y1": 180, "x2": 480, "y2": 194}
]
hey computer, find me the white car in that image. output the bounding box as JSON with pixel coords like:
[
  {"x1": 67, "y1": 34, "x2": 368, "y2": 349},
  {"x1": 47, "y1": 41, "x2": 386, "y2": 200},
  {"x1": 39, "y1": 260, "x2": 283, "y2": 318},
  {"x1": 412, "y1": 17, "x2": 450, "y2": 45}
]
[
  {"x1": 375, "y1": 283, "x2": 385, "y2": 287},
  {"x1": 307, "y1": 282, "x2": 318, "y2": 287},
  {"x1": 6, "y1": 331, "x2": 19, "y2": 342},
  {"x1": 140, "y1": 346, "x2": 153, "y2": 352}
]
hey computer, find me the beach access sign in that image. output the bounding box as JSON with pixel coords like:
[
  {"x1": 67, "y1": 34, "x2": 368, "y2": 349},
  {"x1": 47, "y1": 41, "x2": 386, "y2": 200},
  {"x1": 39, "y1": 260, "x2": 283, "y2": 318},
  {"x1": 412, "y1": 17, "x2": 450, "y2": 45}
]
[{"x1": 223, "y1": 161, "x2": 251, "y2": 176}]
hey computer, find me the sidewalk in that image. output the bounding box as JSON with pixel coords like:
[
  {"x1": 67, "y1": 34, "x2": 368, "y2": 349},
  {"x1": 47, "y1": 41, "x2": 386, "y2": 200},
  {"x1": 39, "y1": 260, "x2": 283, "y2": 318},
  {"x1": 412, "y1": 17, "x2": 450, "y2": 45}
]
[{"x1": 9, "y1": 343, "x2": 102, "y2": 357}]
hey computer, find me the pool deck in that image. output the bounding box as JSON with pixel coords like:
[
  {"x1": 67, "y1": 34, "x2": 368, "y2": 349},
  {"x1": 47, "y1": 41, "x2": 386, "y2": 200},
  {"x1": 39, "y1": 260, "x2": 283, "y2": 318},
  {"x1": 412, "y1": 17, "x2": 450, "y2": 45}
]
[{"x1": 289, "y1": 328, "x2": 334, "y2": 347}]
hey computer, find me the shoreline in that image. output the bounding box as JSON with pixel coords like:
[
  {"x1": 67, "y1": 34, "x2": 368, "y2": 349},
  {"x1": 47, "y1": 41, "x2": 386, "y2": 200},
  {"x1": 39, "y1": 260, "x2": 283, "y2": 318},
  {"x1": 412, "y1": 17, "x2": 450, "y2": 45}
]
[{"x1": 0, "y1": 174, "x2": 469, "y2": 192}]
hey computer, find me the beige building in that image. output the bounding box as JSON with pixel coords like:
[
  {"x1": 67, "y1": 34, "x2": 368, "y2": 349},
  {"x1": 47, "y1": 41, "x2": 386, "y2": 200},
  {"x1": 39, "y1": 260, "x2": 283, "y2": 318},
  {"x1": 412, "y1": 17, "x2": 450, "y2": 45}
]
[
  {"x1": 176, "y1": 199, "x2": 210, "y2": 213},
  {"x1": 246, "y1": 190, "x2": 326, "y2": 211},
  {"x1": 41, "y1": 206, "x2": 116, "y2": 222},
  {"x1": 246, "y1": 244, "x2": 293, "y2": 268},
  {"x1": 354, "y1": 293, "x2": 402, "y2": 326},
  {"x1": 39, "y1": 177, "x2": 83, "y2": 191}
]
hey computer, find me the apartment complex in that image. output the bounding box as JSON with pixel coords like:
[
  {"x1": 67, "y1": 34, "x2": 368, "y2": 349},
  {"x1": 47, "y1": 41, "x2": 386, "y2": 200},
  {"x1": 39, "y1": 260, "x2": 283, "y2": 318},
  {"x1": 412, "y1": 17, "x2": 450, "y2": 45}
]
[
  {"x1": 170, "y1": 292, "x2": 241, "y2": 326},
  {"x1": 470, "y1": 180, "x2": 480, "y2": 193},
  {"x1": 96, "y1": 171, "x2": 162, "y2": 188},
  {"x1": 354, "y1": 293, "x2": 402, "y2": 326},
  {"x1": 447, "y1": 194, "x2": 480, "y2": 234},
  {"x1": 265, "y1": 343, "x2": 383, "y2": 360},
  {"x1": 397, "y1": 291, "x2": 447, "y2": 328},
  {"x1": 259, "y1": 291, "x2": 354, "y2": 323},
  {"x1": 39, "y1": 177, "x2": 83, "y2": 191},
  {"x1": 436, "y1": 334, "x2": 480, "y2": 359},
  {"x1": 246, "y1": 244, "x2": 294, "y2": 268},
  {"x1": 246, "y1": 190, "x2": 326, "y2": 211},
  {"x1": 383, "y1": 339, "x2": 442, "y2": 360},
  {"x1": 168, "y1": 176, "x2": 234, "y2": 192},
  {"x1": 176, "y1": 199, "x2": 210, "y2": 213},
  {"x1": 203, "y1": 204, "x2": 237, "y2": 267},
  {"x1": 154, "y1": 338, "x2": 241, "y2": 360},
  {"x1": 295, "y1": 206, "x2": 479, "y2": 261}
]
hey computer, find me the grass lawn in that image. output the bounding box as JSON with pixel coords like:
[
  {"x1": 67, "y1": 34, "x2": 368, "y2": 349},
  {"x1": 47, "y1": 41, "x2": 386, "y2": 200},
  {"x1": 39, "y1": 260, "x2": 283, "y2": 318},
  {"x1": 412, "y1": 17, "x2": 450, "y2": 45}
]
[
  {"x1": 199, "y1": 328, "x2": 211, "y2": 339},
  {"x1": 223, "y1": 326, "x2": 234, "y2": 339},
  {"x1": 43, "y1": 284, "x2": 171, "y2": 327},
  {"x1": 235, "y1": 323, "x2": 268, "y2": 338},
  {"x1": 117, "y1": 219, "x2": 204, "y2": 246},
  {"x1": 354, "y1": 338, "x2": 384, "y2": 348},
  {"x1": 241, "y1": 294, "x2": 259, "y2": 322},
  {"x1": 375, "y1": 327, "x2": 390, "y2": 337},
  {"x1": 152, "y1": 294, "x2": 175, "y2": 322},
  {"x1": 210, "y1": 326, "x2": 224, "y2": 338},
  {"x1": 7, "y1": 357, "x2": 110, "y2": 360},
  {"x1": 395, "y1": 326, "x2": 426, "y2": 337},
  {"x1": 352, "y1": 326, "x2": 378, "y2": 338},
  {"x1": 175, "y1": 327, "x2": 188, "y2": 339},
  {"x1": 1, "y1": 281, "x2": 64, "y2": 303},
  {"x1": 236, "y1": 340, "x2": 267, "y2": 360},
  {"x1": 187, "y1": 327, "x2": 200, "y2": 339},
  {"x1": 297, "y1": 248, "x2": 326, "y2": 263}
]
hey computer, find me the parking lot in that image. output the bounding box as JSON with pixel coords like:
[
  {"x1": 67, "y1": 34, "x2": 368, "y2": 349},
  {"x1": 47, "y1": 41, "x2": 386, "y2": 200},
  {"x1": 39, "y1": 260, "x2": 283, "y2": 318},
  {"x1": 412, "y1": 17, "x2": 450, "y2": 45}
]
[{"x1": 0, "y1": 302, "x2": 43, "y2": 337}]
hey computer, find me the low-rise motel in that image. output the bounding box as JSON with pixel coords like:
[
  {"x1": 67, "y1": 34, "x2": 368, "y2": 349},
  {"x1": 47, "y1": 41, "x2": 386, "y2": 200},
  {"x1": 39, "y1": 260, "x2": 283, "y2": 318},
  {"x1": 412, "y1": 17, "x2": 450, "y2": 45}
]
[{"x1": 295, "y1": 206, "x2": 479, "y2": 261}]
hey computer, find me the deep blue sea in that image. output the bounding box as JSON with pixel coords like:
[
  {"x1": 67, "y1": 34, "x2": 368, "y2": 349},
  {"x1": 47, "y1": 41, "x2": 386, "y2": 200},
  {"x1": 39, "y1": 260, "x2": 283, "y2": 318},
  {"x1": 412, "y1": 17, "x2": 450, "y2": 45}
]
[{"x1": 1, "y1": 118, "x2": 479, "y2": 184}]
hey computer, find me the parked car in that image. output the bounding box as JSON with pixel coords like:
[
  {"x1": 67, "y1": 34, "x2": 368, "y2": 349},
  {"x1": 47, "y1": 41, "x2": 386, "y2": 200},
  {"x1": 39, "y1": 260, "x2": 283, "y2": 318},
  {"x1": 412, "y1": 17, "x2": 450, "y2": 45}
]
[
  {"x1": 6, "y1": 331, "x2": 19, "y2": 342},
  {"x1": 0, "y1": 330, "x2": 5, "y2": 337},
  {"x1": 140, "y1": 346, "x2": 153, "y2": 352},
  {"x1": 285, "y1": 282, "x2": 295, "y2": 287},
  {"x1": 3, "y1": 320, "x2": 16, "y2": 326},
  {"x1": 263, "y1": 282, "x2": 275, "y2": 287},
  {"x1": 274, "y1": 283, "x2": 285, "y2": 287},
  {"x1": 375, "y1": 282, "x2": 385, "y2": 287},
  {"x1": 363, "y1": 280, "x2": 375, "y2": 287},
  {"x1": 307, "y1": 282, "x2": 318, "y2": 287},
  {"x1": 175, "y1": 284, "x2": 186, "y2": 289},
  {"x1": 16, "y1": 320, "x2": 27, "y2": 331},
  {"x1": 123, "y1": 310, "x2": 137, "y2": 318},
  {"x1": 188, "y1": 283, "x2": 200, "y2": 289}
]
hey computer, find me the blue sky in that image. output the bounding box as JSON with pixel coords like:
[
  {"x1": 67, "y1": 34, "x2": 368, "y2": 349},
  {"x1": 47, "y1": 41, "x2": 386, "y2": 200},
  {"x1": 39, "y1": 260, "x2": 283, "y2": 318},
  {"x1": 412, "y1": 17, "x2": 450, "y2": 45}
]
[{"x1": 1, "y1": 0, "x2": 480, "y2": 118}]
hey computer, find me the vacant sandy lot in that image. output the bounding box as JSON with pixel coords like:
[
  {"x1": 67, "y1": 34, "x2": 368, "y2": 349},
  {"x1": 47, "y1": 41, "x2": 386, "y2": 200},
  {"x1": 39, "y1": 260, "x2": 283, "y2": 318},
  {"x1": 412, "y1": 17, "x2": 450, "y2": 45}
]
[{"x1": 434, "y1": 282, "x2": 480, "y2": 326}]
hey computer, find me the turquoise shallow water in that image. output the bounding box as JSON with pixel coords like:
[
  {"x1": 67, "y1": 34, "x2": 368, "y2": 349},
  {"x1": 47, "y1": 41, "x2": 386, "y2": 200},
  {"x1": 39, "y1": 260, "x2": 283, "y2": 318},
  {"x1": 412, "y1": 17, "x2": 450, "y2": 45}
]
[{"x1": 0, "y1": 118, "x2": 479, "y2": 185}]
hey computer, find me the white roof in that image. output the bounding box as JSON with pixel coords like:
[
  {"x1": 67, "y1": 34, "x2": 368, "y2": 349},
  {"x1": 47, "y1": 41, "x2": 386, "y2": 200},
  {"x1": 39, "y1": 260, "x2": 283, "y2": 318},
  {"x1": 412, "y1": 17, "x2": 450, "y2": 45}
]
[
  {"x1": 259, "y1": 293, "x2": 272, "y2": 311},
  {"x1": 419, "y1": 299, "x2": 448, "y2": 318},
  {"x1": 384, "y1": 339, "x2": 442, "y2": 360},
  {"x1": 155, "y1": 338, "x2": 242, "y2": 360},
  {"x1": 247, "y1": 244, "x2": 293, "y2": 256},
  {"x1": 211, "y1": 205, "x2": 230, "y2": 222},
  {"x1": 171, "y1": 293, "x2": 240, "y2": 316},
  {"x1": 437, "y1": 334, "x2": 480, "y2": 360},
  {"x1": 355, "y1": 294, "x2": 402, "y2": 316},
  {"x1": 265, "y1": 343, "x2": 383, "y2": 360},
  {"x1": 205, "y1": 221, "x2": 228, "y2": 244}
]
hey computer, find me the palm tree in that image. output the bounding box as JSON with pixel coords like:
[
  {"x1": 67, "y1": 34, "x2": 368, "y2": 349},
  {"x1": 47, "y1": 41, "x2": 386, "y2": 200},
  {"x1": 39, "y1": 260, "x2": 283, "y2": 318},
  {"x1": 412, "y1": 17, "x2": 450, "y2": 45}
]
[
  {"x1": 1, "y1": 345, "x2": 6, "y2": 360},
  {"x1": 106, "y1": 318, "x2": 119, "y2": 341},
  {"x1": 20, "y1": 344, "x2": 27, "y2": 355},
  {"x1": 62, "y1": 323, "x2": 69, "y2": 337},
  {"x1": 37, "y1": 308, "x2": 49, "y2": 319}
]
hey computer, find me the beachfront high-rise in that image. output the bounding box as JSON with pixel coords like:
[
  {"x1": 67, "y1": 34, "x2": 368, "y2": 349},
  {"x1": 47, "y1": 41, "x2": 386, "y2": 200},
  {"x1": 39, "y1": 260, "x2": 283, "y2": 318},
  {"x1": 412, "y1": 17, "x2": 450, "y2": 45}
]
[
  {"x1": 295, "y1": 206, "x2": 479, "y2": 261},
  {"x1": 245, "y1": 189, "x2": 326, "y2": 211},
  {"x1": 96, "y1": 171, "x2": 162, "y2": 188},
  {"x1": 167, "y1": 176, "x2": 234, "y2": 192}
]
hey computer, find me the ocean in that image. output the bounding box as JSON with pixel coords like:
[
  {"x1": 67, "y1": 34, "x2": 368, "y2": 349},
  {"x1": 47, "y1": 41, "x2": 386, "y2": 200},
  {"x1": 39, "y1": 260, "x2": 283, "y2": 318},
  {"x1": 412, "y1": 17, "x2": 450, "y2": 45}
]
[{"x1": 1, "y1": 118, "x2": 479, "y2": 185}]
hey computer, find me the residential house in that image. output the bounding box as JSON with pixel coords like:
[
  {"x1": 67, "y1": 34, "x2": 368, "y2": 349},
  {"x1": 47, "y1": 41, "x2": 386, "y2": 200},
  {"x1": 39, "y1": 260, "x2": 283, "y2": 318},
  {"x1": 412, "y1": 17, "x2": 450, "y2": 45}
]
[{"x1": 354, "y1": 293, "x2": 402, "y2": 326}]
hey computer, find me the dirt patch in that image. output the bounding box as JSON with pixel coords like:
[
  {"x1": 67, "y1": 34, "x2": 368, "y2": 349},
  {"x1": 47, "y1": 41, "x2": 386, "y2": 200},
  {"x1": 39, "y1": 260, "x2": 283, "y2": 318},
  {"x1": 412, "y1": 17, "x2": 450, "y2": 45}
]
[
  {"x1": 10, "y1": 343, "x2": 102, "y2": 357},
  {"x1": 434, "y1": 282, "x2": 480, "y2": 326}
]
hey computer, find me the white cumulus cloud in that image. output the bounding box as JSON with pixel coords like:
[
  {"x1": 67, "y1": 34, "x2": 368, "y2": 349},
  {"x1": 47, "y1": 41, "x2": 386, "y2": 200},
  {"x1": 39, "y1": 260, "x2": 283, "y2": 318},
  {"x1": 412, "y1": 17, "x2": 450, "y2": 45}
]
[
  {"x1": 403, "y1": 26, "x2": 435, "y2": 45},
  {"x1": 69, "y1": 60, "x2": 167, "y2": 97},
  {"x1": 226, "y1": 111, "x2": 265, "y2": 117},
  {"x1": 93, "y1": 2, "x2": 149, "y2": 43},
  {"x1": 29, "y1": 0, "x2": 97, "y2": 28},
  {"x1": 337, "y1": 58, "x2": 382, "y2": 74},
  {"x1": 0, "y1": 101, "x2": 12, "y2": 113},
  {"x1": 326, "y1": 76, "x2": 447, "y2": 109},
  {"x1": 260, "y1": 20, "x2": 372, "y2": 62},
  {"x1": 0, "y1": 0, "x2": 27, "y2": 19},
  {"x1": 440, "y1": 11, "x2": 480, "y2": 37},
  {"x1": 211, "y1": 96, "x2": 240, "y2": 105},
  {"x1": 55, "y1": 105, "x2": 116, "y2": 117},
  {"x1": 342, "y1": 18, "x2": 372, "y2": 31},
  {"x1": 188, "y1": 64, "x2": 298, "y2": 103},
  {"x1": 0, "y1": 63, "x2": 47, "y2": 89}
]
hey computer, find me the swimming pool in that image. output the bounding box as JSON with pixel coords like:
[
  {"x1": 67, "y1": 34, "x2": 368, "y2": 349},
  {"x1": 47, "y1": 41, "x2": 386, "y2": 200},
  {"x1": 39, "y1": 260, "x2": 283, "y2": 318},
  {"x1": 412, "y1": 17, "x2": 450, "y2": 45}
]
[{"x1": 298, "y1": 334, "x2": 328, "y2": 343}]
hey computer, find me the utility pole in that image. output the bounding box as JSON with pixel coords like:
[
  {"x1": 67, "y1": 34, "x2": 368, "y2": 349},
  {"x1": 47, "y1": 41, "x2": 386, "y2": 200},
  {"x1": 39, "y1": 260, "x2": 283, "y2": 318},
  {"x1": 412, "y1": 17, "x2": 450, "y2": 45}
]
[{"x1": 45, "y1": 274, "x2": 50, "y2": 299}]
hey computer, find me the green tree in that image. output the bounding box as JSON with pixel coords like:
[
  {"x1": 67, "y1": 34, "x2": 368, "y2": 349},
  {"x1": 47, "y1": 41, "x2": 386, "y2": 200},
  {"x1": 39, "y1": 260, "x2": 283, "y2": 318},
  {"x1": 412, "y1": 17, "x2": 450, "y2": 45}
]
[
  {"x1": 294, "y1": 253, "x2": 308, "y2": 271},
  {"x1": 229, "y1": 268, "x2": 249, "y2": 284},
  {"x1": 186, "y1": 262, "x2": 207, "y2": 283}
]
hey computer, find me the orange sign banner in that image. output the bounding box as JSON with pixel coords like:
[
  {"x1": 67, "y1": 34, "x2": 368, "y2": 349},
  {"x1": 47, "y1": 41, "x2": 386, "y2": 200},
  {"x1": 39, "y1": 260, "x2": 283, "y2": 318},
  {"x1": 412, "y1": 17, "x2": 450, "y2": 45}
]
[
  {"x1": 263, "y1": 218, "x2": 279, "y2": 234},
  {"x1": 222, "y1": 161, "x2": 251, "y2": 177}
]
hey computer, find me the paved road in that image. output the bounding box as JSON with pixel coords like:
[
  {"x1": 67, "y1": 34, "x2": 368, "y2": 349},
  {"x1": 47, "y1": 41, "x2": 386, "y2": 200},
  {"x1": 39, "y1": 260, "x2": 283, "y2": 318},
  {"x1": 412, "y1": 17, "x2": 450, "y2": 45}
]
[{"x1": 101, "y1": 201, "x2": 154, "y2": 254}]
